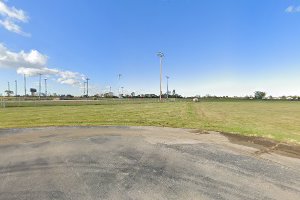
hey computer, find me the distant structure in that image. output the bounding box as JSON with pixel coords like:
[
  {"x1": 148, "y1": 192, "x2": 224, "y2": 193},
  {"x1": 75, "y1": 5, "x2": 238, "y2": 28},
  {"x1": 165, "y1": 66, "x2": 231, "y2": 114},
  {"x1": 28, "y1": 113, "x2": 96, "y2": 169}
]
[
  {"x1": 166, "y1": 76, "x2": 169, "y2": 98},
  {"x1": 118, "y1": 74, "x2": 122, "y2": 97},
  {"x1": 86, "y1": 78, "x2": 90, "y2": 97},
  {"x1": 5, "y1": 82, "x2": 13, "y2": 96},
  {"x1": 193, "y1": 98, "x2": 199, "y2": 102},
  {"x1": 39, "y1": 74, "x2": 42, "y2": 99},
  {"x1": 83, "y1": 81, "x2": 86, "y2": 96},
  {"x1": 44, "y1": 78, "x2": 48, "y2": 96},
  {"x1": 15, "y1": 80, "x2": 17, "y2": 97},
  {"x1": 30, "y1": 88, "x2": 37, "y2": 96},
  {"x1": 24, "y1": 74, "x2": 27, "y2": 96},
  {"x1": 103, "y1": 92, "x2": 114, "y2": 97}
]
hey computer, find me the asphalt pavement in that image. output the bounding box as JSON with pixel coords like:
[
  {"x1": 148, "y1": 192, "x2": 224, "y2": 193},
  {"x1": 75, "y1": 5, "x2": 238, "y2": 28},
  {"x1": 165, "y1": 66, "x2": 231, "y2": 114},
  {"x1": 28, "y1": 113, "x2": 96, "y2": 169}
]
[{"x1": 0, "y1": 126, "x2": 300, "y2": 200}]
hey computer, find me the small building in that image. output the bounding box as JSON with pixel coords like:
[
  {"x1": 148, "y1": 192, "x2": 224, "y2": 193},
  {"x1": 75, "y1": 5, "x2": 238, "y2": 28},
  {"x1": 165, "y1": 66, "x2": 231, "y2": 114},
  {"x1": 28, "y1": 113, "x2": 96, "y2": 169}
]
[{"x1": 30, "y1": 88, "x2": 37, "y2": 96}]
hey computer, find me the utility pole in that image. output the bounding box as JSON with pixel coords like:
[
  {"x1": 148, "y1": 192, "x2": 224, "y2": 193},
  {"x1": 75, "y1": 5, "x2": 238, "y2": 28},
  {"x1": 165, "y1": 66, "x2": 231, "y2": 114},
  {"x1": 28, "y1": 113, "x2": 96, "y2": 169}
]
[
  {"x1": 86, "y1": 78, "x2": 90, "y2": 97},
  {"x1": 15, "y1": 80, "x2": 17, "y2": 97},
  {"x1": 44, "y1": 78, "x2": 47, "y2": 96},
  {"x1": 166, "y1": 76, "x2": 169, "y2": 99},
  {"x1": 157, "y1": 52, "x2": 164, "y2": 101},
  {"x1": 39, "y1": 74, "x2": 42, "y2": 100},
  {"x1": 24, "y1": 74, "x2": 27, "y2": 96},
  {"x1": 121, "y1": 87, "x2": 124, "y2": 96}
]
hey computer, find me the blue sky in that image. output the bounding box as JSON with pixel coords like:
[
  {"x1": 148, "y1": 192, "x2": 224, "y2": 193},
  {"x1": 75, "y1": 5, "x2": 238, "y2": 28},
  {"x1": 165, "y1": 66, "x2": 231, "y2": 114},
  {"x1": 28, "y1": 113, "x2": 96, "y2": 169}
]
[{"x1": 1, "y1": 0, "x2": 300, "y2": 97}]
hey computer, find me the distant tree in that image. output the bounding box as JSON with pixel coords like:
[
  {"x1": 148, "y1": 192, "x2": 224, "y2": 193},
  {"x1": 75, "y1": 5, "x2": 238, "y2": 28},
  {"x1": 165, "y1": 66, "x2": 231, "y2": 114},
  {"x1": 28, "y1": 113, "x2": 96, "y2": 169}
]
[
  {"x1": 281, "y1": 96, "x2": 286, "y2": 100},
  {"x1": 254, "y1": 91, "x2": 266, "y2": 99},
  {"x1": 292, "y1": 96, "x2": 298, "y2": 100}
]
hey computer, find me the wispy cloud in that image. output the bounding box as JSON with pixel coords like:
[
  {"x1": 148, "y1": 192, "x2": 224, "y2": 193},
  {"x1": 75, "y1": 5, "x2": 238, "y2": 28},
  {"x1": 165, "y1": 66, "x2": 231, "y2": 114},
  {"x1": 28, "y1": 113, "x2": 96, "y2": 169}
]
[
  {"x1": 0, "y1": 43, "x2": 86, "y2": 87},
  {"x1": 0, "y1": 0, "x2": 29, "y2": 36},
  {"x1": 285, "y1": 5, "x2": 300, "y2": 13}
]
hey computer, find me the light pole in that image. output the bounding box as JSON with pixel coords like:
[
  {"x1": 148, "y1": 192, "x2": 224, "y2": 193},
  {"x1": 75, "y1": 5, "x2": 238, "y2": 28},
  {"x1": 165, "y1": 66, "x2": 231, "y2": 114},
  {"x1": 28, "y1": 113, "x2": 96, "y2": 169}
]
[
  {"x1": 86, "y1": 77, "x2": 90, "y2": 97},
  {"x1": 15, "y1": 80, "x2": 17, "y2": 97},
  {"x1": 83, "y1": 81, "x2": 86, "y2": 96},
  {"x1": 39, "y1": 74, "x2": 42, "y2": 100},
  {"x1": 44, "y1": 78, "x2": 47, "y2": 96},
  {"x1": 24, "y1": 74, "x2": 27, "y2": 96},
  {"x1": 7, "y1": 82, "x2": 10, "y2": 96},
  {"x1": 157, "y1": 52, "x2": 164, "y2": 101},
  {"x1": 166, "y1": 76, "x2": 169, "y2": 99},
  {"x1": 118, "y1": 74, "x2": 122, "y2": 97}
]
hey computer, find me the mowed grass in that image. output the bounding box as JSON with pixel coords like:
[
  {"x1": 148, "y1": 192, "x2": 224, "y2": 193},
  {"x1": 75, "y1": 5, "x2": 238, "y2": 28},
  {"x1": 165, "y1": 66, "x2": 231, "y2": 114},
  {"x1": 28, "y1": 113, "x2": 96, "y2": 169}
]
[{"x1": 1, "y1": 100, "x2": 300, "y2": 143}]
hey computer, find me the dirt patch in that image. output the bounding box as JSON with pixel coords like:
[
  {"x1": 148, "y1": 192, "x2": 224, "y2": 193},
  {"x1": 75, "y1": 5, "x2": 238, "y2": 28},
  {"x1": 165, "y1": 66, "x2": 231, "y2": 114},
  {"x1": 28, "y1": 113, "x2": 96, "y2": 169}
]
[
  {"x1": 220, "y1": 132, "x2": 300, "y2": 159},
  {"x1": 186, "y1": 129, "x2": 210, "y2": 134}
]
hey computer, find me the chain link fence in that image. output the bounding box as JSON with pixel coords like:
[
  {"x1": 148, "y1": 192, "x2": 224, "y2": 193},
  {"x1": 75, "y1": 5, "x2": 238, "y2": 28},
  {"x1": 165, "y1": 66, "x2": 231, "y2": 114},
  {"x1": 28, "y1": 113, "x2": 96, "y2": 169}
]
[{"x1": 0, "y1": 96, "x2": 182, "y2": 108}]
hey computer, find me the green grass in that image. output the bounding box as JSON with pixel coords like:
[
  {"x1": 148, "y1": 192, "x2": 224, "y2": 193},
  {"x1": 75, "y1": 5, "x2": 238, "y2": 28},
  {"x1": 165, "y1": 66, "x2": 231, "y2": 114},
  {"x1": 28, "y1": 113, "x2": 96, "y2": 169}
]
[{"x1": 1, "y1": 100, "x2": 300, "y2": 144}]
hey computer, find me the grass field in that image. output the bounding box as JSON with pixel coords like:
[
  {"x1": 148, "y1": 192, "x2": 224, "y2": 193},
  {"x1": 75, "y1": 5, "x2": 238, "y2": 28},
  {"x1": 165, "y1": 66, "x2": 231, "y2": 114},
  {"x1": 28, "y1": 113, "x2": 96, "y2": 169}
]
[{"x1": 1, "y1": 100, "x2": 300, "y2": 144}]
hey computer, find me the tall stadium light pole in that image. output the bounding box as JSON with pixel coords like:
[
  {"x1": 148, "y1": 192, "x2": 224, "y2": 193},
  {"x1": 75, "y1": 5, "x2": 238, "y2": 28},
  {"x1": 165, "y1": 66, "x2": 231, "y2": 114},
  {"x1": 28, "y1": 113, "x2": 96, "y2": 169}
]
[
  {"x1": 166, "y1": 76, "x2": 169, "y2": 99},
  {"x1": 24, "y1": 74, "x2": 27, "y2": 96},
  {"x1": 157, "y1": 52, "x2": 164, "y2": 101},
  {"x1": 86, "y1": 78, "x2": 90, "y2": 97},
  {"x1": 38, "y1": 74, "x2": 42, "y2": 100},
  {"x1": 118, "y1": 74, "x2": 122, "y2": 97},
  {"x1": 44, "y1": 78, "x2": 47, "y2": 97},
  {"x1": 15, "y1": 80, "x2": 17, "y2": 97},
  {"x1": 83, "y1": 81, "x2": 86, "y2": 96}
]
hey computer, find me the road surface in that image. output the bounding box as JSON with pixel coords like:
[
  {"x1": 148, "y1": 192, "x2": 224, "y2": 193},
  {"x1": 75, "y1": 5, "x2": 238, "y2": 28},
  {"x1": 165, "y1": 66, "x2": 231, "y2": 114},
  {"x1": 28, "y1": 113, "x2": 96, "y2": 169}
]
[{"x1": 0, "y1": 126, "x2": 300, "y2": 200}]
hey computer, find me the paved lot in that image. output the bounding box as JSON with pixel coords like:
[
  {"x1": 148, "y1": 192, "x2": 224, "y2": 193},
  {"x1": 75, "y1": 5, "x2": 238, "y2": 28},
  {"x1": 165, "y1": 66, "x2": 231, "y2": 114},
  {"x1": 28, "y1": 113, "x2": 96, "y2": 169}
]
[{"x1": 0, "y1": 126, "x2": 300, "y2": 200}]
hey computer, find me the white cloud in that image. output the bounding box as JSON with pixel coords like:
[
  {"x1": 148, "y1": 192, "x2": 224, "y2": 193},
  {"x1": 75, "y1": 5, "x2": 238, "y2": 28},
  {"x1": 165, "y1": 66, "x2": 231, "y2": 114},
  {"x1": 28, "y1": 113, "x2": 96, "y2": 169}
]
[
  {"x1": 0, "y1": 43, "x2": 86, "y2": 87},
  {"x1": 285, "y1": 5, "x2": 300, "y2": 13},
  {"x1": 0, "y1": 18, "x2": 29, "y2": 36},
  {"x1": 0, "y1": 0, "x2": 29, "y2": 36},
  {"x1": 57, "y1": 71, "x2": 85, "y2": 85},
  {"x1": 0, "y1": 0, "x2": 28, "y2": 22},
  {"x1": 0, "y1": 43, "x2": 47, "y2": 69}
]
